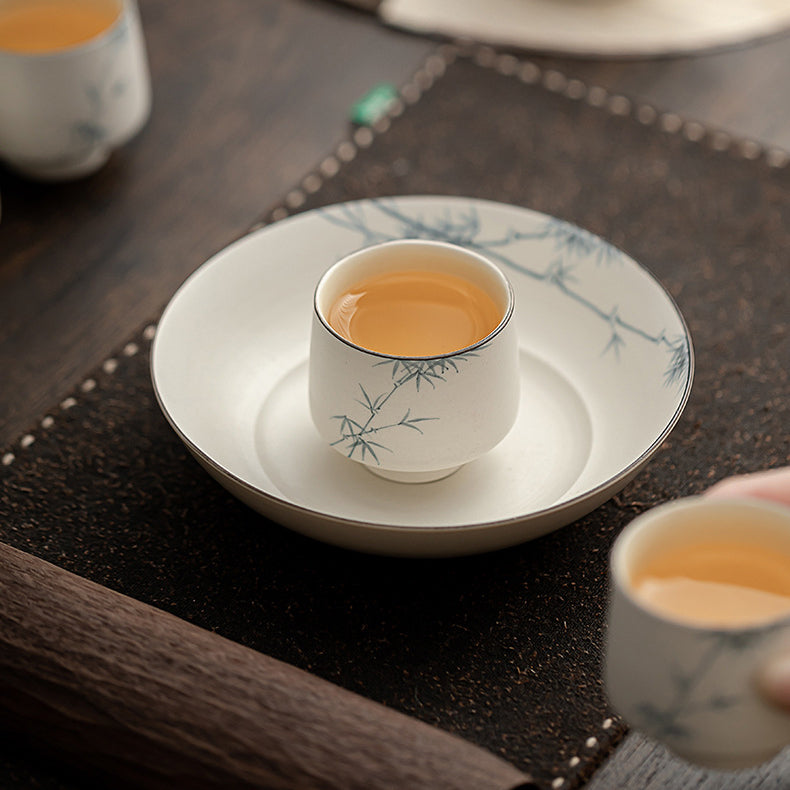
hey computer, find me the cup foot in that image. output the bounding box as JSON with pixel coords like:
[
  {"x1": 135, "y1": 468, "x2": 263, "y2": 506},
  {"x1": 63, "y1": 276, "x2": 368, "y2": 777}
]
[
  {"x1": 7, "y1": 147, "x2": 111, "y2": 181},
  {"x1": 366, "y1": 465, "x2": 463, "y2": 484}
]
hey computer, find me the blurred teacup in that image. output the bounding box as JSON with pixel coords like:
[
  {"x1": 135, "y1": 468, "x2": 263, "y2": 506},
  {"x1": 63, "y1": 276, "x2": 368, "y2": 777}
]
[
  {"x1": 605, "y1": 497, "x2": 790, "y2": 770},
  {"x1": 309, "y1": 239, "x2": 520, "y2": 483},
  {"x1": 0, "y1": 0, "x2": 151, "y2": 180}
]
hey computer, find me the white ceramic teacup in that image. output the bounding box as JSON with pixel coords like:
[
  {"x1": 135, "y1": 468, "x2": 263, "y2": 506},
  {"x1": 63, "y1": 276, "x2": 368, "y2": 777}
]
[
  {"x1": 606, "y1": 497, "x2": 790, "y2": 770},
  {"x1": 0, "y1": 0, "x2": 151, "y2": 180},
  {"x1": 308, "y1": 239, "x2": 520, "y2": 483}
]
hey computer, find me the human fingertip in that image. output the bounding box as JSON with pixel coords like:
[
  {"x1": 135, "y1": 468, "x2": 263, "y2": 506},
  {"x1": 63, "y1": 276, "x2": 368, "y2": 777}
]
[{"x1": 758, "y1": 655, "x2": 790, "y2": 714}]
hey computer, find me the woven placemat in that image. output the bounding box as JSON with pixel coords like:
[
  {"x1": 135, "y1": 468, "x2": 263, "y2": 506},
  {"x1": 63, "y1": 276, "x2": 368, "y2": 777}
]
[{"x1": 2, "y1": 48, "x2": 789, "y2": 790}]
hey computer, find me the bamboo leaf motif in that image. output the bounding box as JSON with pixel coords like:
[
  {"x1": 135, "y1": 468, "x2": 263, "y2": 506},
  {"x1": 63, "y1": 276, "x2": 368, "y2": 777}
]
[
  {"x1": 85, "y1": 85, "x2": 102, "y2": 111},
  {"x1": 331, "y1": 356, "x2": 478, "y2": 464},
  {"x1": 74, "y1": 122, "x2": 108, "y2": 144},
  {"x1": 670, "y1": 667, "x2": 693, "y2": 697},
  {"x1": 354, "y1": 385, "x2": 379, "y2": 416},
  {"x1": 626, "y1": 629, "x2": 781, "y2": 746},
  {"x1": 665, "y1": 339, "x2": 691, "y2": 386},
  {"x1": 320, "y1": 200, "x2": 691, "y2": 389},
  {"x1": 603, "y1": 332, "x2": 626, "y2": 359},
  {"x1": 708, "y1": 694, "x2": 739, "y2": 710},
  {"x1": 70, "y1": 34, "x2": 129, "y2": 149},
  {"x1": 705, "y1": 628, "x2": 778, "y2": 651},
  {"x1": 398, "y1": 410, "x2": 438, "y2": 433},
  {"x1": 635, "y1": 703, "x2": 691, "y2": 739}
]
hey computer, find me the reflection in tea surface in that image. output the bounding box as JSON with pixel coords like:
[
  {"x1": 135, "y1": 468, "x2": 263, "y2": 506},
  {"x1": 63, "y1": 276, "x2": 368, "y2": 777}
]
[
  {"x1": 327, "y1": 268, "x2": 502, "y2": 357},
  {"x1": 632, "y1": 539, "x2": 790, "y2": 627}
]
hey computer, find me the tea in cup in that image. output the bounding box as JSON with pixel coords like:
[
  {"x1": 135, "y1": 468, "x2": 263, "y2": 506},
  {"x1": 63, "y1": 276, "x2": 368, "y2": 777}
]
[
  {"x1": 605, "y1": 497, "x2": 790, "y2": 769},
  {"x1": 309, "y1": 239, "x2": 520, "y2": 483},
  {"x1": 0, "y1": 0, "x2": 151, "y2": 179}
]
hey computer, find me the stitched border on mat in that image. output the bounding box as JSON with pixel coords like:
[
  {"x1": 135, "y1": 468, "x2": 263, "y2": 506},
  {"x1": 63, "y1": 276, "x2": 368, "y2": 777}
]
[
  {"x1": 253, "y1": 42, "x2": 790, "y2": 234},
  {"x1": 0, "y1": 316, "x2": 623, "y2": 790},
  {"x1": 4, "y1": 41, "x2": 786, "y2": 790}
]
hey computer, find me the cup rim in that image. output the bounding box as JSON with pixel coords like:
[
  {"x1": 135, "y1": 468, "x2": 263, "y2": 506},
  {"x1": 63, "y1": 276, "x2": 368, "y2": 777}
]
[
  {"x1": 0, "y1": 0, "x2": 128, "y2": 60},
  {"x1": 313, "y1": 238, "x2": 516, "y2": 361},
  {"x1": 611, "y1": 495, "x2": 790, "y2": 631}
]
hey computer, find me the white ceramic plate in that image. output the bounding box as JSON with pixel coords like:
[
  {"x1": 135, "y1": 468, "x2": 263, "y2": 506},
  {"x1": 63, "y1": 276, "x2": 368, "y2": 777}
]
[
  {"x1": 151, "y1": 196, "x2": 693, "y2": 557},
  {"x1": 380, "y1": 0, "x2": 790, "y2": 58}
]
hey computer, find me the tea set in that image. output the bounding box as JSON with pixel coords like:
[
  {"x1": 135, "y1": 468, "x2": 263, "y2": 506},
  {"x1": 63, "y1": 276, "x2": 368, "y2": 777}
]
[{"x1": 3, "y1": 3, "x2": 786, "y2": 772}]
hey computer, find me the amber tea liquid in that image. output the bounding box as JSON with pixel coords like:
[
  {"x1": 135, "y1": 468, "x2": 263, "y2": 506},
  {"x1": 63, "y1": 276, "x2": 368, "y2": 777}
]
[
  {"x1": 327, "y1": 268, "x2": 502, "y2": 357},
  {"x1": 631, "y1": 539, "x2": 790, "y2": 627},
  {"x1": 0, "y1": 0, "x2": 120, "y2": 53}
]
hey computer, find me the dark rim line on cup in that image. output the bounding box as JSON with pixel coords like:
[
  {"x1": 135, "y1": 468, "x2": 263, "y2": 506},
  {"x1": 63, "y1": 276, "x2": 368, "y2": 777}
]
[
  {"x1": 312, "y1": 248, "x2": 516, "y2": 362},
  {"x1": 611, "y1": 497, "x2": 790, "y2": 632}
]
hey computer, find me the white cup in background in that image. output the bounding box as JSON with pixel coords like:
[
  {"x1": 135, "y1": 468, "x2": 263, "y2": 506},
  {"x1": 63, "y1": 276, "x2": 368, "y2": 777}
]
[
  {"x1": 0, "y1": 0, "x2": 151, "y2": 180},
  {"x1": 605, "y1": 497, "x2": 790, "y2": 770}
]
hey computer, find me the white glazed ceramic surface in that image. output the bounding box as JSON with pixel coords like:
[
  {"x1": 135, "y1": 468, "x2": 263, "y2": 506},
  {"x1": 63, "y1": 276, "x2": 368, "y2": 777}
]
[
  {"x1": 606, "y1": 498, "x2": 790, "y2": 769},
  {"x1": 151, "y1": 196, "x2": 694, "y2": 557},
  {"x1": 380, "y1": 0, "x2": 790, "y2": 58},
  {"x1": 309, "y1": 239, "x2": 520, "y2": 483},
  {"x1": 0, "y1": 0, "x2": 151, "y2": 179}
]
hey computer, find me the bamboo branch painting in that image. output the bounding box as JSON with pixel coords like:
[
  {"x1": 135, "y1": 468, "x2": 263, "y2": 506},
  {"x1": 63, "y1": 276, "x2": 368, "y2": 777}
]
[
  {"x1": 320, "y1": 199, "x2": 690, "y2": 388},
  {"x1": 331, "y1": 355, "x2": 478, "y2": 464}
]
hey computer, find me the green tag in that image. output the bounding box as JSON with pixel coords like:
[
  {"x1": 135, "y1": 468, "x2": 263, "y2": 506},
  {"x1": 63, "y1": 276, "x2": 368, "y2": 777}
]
[{"x1": 350, "y1": 83, "x2": 399, "y2": 126}]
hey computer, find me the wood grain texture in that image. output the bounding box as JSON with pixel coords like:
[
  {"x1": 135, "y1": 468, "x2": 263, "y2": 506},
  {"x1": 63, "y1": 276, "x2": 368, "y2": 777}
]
[
  {"x1": 0, "y1": 542, "x2": 532, "y2": 790},
  {"x1": 0, "y1": 0, "x2": 433, "y2": 449}
]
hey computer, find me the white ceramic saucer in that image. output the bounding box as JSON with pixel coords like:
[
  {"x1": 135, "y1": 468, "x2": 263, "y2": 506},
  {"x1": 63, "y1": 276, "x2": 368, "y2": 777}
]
[
  {"x1": 151, "y1": 196, "x2": 693, "y2": 557},
  {"x1": 379, "y1": 0, "x2": 790, "y2": 58}
]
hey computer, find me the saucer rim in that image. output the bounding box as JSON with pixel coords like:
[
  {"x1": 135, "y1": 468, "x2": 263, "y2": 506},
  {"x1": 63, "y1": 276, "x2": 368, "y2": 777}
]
[
  {"x1": 150, "y1": 195, "x2": 695, "y2": 550},
  {"x1": 155, "y1": 394, "x2": 685, "y2": 537}
]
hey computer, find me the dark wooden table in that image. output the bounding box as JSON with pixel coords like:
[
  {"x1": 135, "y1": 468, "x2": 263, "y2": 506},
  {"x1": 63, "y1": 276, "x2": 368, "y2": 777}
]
[{"x1": 2, "y1": 1, "x2": 790, "y2": 787}]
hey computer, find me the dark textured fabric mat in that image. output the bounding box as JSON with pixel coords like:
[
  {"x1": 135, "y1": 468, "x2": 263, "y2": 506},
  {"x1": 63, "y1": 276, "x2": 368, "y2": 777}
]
[{"x1": 2, "y1": 53, "x2": 789, "y2": 789}]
